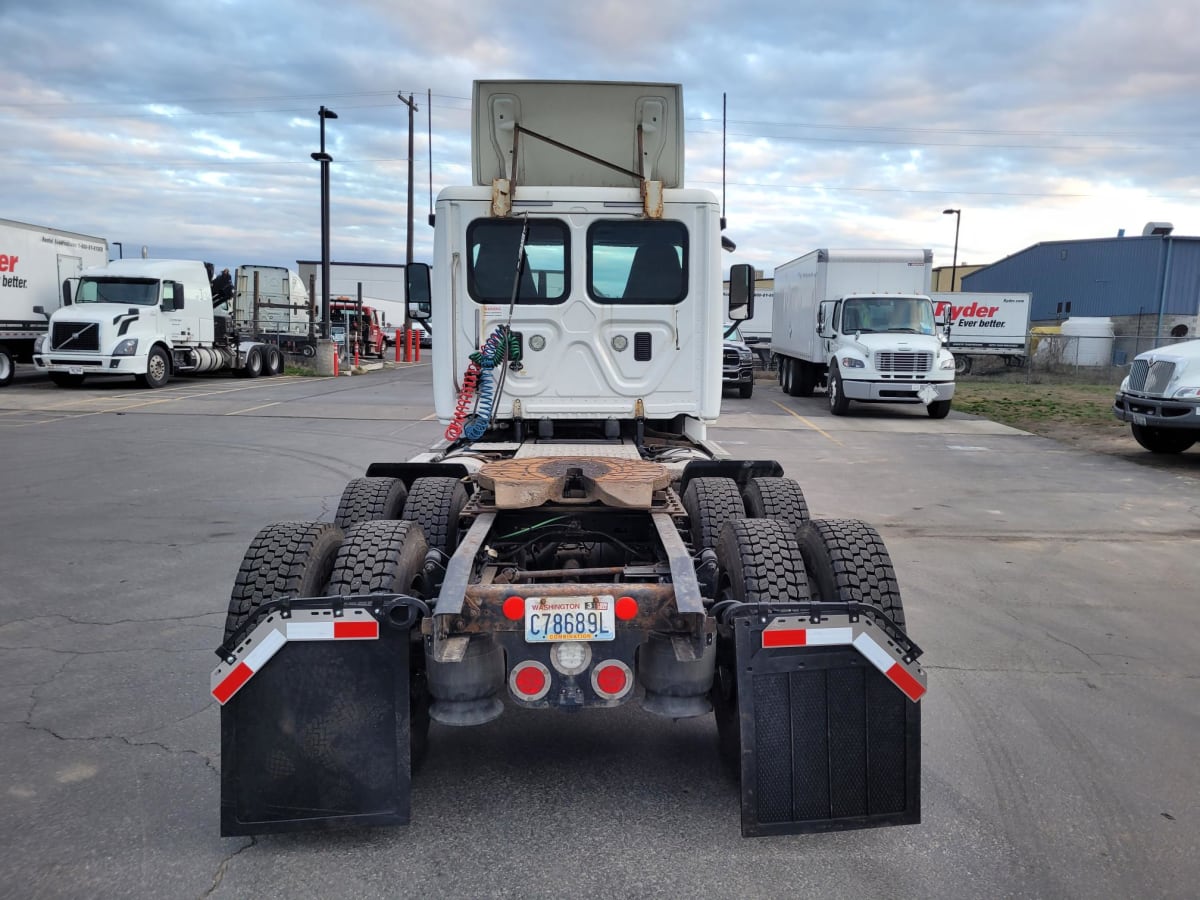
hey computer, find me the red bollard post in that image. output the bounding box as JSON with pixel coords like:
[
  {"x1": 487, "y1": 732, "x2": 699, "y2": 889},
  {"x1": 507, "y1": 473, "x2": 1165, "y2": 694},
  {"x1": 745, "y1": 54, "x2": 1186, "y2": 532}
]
[
  {"x1": 415, "y1": 335, "x2": 421, "y2": 362},
  {"x1": 354, "y1": 338, "x2": 359, "y2": 368},
  {"x1": 395, "y1": 328, "x2": 401, "y2": 362},
  {"x1": 333, "y1": 347, "x2": 339, "y2": 377}
]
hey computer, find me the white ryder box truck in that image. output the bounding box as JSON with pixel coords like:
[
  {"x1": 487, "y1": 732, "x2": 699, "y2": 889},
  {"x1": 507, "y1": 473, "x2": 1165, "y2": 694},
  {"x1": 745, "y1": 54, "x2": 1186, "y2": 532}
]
[
  {"x1": 772, "y1": 248, "x2": 955, "y2": 418},
  {"x1": 35, "y1": 259, "x2": 287, "y2": 387},
  {"x1": 931, "y1": 291, "x2": 1031, "y2": 375},
  {"x1": 0, "y1": 218, "x2": 108, "y2": 386}
]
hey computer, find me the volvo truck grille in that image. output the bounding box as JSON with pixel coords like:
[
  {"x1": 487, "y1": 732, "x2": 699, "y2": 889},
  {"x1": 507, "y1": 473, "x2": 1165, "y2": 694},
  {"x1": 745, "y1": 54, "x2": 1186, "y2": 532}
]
[
  {"x1": 51, "y1": 322, "x2": 100, "y2": 351},
  {"x1": 875, "y1": 352, "x2": 932, "y2": 373}
]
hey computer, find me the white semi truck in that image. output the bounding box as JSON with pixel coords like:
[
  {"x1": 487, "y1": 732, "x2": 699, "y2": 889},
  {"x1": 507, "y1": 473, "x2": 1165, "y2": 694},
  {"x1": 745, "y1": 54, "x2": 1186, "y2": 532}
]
[
  {"x1": 0, "y1": 218, "x2": 109, "y2": 386},
  {"x1": 1113, "y1": 339, "x2": 1200, "y2": 454},
  {"x1": 232, "y1": 264, "x2": 316, "y2": 357},
  {"x1": 34, "y1": 259, "x2": 286, "y2": 387},
  {"x1": 772, "y1": 249, "x2": 956, "y2": 417},
  {"x1": 212, "y1": 81, "x2": 927, "y2": 839}
]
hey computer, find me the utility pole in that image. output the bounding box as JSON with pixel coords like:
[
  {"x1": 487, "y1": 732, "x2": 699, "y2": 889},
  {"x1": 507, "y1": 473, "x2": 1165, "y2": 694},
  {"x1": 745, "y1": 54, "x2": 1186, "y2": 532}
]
[{"x1": 398, "y1": 92, "x2": 418, "y2": 343}]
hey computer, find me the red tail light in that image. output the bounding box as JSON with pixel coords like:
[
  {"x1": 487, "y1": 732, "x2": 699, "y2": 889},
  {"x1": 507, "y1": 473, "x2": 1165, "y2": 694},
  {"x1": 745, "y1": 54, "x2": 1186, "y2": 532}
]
[{"x1": 591, "y1": 661, "x2": 633, "y2": 700}]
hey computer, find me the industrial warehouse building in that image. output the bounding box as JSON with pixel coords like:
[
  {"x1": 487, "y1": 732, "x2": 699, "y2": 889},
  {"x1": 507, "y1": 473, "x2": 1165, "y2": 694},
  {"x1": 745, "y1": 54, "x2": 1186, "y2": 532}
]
[{"x1": 962, "y1": 224, "x2": 1198, "y2": 358}]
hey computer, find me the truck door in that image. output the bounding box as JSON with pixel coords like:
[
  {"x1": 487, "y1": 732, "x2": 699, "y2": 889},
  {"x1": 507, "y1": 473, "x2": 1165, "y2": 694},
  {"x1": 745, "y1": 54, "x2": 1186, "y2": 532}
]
[{"x1": 56, "y1": 255, "x2": 82, "y2": 310}]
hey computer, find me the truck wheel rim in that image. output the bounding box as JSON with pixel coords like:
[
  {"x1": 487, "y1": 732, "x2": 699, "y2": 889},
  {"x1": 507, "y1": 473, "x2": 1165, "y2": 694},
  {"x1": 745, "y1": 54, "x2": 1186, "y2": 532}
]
[
  {"x1": 0, "y1": 356, "x2": 10, "y2": 379},
  {"x1": 149, "y1": 354, "x2": 166, "y2": 381}
]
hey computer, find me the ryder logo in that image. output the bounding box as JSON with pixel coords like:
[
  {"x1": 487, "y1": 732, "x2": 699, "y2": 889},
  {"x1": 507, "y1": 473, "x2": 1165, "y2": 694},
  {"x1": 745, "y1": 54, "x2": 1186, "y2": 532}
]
[{"x1": 0, "y1": 253, "x2": 27, "y2": 289}]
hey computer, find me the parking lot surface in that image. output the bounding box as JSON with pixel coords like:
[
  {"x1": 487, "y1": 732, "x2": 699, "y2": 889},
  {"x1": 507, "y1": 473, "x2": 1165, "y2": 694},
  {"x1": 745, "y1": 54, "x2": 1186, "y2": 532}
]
[{"x1": 1, "y1": 366, "x2": 1196, "y2": 899}]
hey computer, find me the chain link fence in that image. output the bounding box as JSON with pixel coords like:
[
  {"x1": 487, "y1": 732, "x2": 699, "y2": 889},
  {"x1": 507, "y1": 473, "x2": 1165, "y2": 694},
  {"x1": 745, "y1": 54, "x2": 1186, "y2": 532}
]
[{"x1": 953, "y1": 333, "x2": 1194, "y2": 386}]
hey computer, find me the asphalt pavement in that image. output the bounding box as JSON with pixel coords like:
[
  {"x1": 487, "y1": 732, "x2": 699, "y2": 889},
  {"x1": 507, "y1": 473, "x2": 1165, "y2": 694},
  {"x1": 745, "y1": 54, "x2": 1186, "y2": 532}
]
[{"x1": 0, "y1": 363, "x2": 1196, "y2": 899}]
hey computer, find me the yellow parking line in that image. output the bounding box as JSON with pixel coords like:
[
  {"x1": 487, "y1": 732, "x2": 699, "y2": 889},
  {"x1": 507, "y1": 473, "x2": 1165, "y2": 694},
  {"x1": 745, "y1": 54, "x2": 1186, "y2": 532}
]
[
  {"x1": 225, "y1": 401, "x2": 281, "y2": 416},
  {"x1": 770, "y1": 400, "x2": 842, "y2": 445},
  {"x1": 421, "y1": 412, "x2": 438, "y2": 421}
]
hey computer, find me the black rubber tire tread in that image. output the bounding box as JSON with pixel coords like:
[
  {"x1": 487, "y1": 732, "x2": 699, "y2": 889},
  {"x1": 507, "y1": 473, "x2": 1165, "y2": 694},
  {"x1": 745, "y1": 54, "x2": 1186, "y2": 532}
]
[
  {"x1": 738, "y1": 381, "x2": 753, "y2": 398},
  {"x1": 742, "y1": 476, "x2": 810, "y2": 530},
  {"x1": 682, "y1": 477, "x2": 746, "y2": 552},
  {"x1": 244, "y1": 347, "x2": 263, "y2": 378},
  {"x1": 334, "y1": 476, "x2": 409, "y2": 529},
  {"x1": 401, "y1": 476, "x2": 469, "y2": 557},
  {"x1": 1131, "y1": 424, "x2": 1196, "y2": 454},
  {"x1": 266, "y1": 346, "x2": 284, "y2": 375},
  {"x1": 225, "y1": 521, "x2": 344, "y2": 642},
  {"x1": 712, "y1": 518, "x2": 810, "y2": 770},
  {"x1": 927, "y1": 399, "x2": 952, "y2": 419},
  {"x1": 328, "y1": 519, "x2": 429, "y2": 597},
  {"x1": 797, "y1": 518, "x2": 905, "y2": 629}
]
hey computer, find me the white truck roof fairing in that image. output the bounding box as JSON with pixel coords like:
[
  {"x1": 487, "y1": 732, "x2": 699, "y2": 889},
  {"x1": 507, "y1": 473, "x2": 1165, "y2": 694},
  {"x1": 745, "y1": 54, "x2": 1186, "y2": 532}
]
[
  {"x1": 472, "y1": 80, "x2": 684, "y2": 189},
  {"x1": 80, "y1": 258, "x2": 213, "y2": 306}
]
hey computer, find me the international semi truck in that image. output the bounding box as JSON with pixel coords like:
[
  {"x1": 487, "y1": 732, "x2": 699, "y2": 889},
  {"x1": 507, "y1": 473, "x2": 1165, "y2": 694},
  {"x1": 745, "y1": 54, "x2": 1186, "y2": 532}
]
[
  {"x1": 212, "y1": 80, "x2": 927, "y2": 839},
  {"x1": 0, "y1": 218, "x2": 109, "y2": 386},
  {"x1": 34, "y1": 259, "x2": 286, "y2": 387},
  {"x1": 772, "y1": 249, "x2": 956, "y2": 417}
]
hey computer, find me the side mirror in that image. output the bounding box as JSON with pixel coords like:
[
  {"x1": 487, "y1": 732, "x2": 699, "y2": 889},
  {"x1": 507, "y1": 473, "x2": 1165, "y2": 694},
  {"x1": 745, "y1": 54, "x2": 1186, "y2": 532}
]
[
  {"x1": 61, "y1": 281, "x2": 73, "y2": 306},
  {"x1": 406, "y1": 263, "x2": 431, "y2": 320},
  {"x1": 173, "y1": 282, "x2": 186, "y2": 310},
  {"x1": 33, "y1": 305, "x2": 49, "y2": 320},
  {"x1": 727, "y1": 263, "x2": 755, "y2": 322}
]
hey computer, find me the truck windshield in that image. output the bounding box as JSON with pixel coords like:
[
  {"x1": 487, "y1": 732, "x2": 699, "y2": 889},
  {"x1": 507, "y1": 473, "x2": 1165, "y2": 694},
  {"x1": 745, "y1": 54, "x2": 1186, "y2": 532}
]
[
  {"x1": 588, "y1": 220, "x2": 688, "y2": 305},
  {"x1": 841, "y1": 298, "x2": 934, "y2": 334},
  {"x1": 75, "y1": 278, "x2": 160, "y2": 306},
  {"x1": 468, "y1": 219, "x2": 568, "y2": 304}
]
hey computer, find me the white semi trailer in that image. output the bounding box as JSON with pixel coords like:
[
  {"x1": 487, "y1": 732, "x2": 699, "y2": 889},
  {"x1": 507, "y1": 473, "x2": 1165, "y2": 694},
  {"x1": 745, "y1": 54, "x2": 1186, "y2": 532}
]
[
  {"x1": 0, "y1": 218, "x2": 109, "y2": 386},
  {"x1": 213, "y1": 81, "x2": 927, "y2": 839},
  {"x1": 772, "y1": 249, "x2": 956, "y2": 417}
]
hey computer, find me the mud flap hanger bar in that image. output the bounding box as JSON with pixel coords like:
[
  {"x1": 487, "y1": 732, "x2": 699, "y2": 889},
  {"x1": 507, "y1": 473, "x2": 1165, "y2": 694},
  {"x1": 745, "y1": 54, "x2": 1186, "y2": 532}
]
[
  {"x1": 211, "y1": 594, "x2": 429, "y2": 706},
  {"x1": 725, "y1": 601, "x2": 927, "y2": 703}
]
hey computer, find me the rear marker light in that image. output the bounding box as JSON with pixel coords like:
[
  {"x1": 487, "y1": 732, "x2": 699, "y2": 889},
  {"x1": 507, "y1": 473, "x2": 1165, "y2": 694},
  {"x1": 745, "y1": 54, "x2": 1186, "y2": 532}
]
[
  {"x1": 615, "y1": 596, "x2": 638, "y2": 620},
  {"x1": 502, "y1": 596, "x2": 525, "y2": 620}
]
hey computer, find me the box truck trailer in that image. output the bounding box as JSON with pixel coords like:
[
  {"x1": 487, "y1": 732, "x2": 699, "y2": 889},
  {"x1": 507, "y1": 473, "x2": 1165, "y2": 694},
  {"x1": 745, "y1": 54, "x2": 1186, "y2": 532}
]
[
  {"x1": 772, "y1": 249, "x2": 955, "y2": 417},
  {"x1": 931, "y1": 291, "x2": 1031, "y2": 374},
  {"x1": 0, "y1": 218, "x2": 108, "y2": 386}
]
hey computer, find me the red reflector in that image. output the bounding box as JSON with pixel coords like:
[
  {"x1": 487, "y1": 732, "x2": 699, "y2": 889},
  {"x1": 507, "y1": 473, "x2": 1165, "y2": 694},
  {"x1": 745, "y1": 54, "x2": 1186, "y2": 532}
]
[
  {"x1": 514, "y1": 665, "x2": 546, "y2": 696},
  {"x1": 333, "y1": 619, "x2": 378, "y2": 639},
  {"x1": 212, "y1": 662, "x2": 253, "y2": 704},
  {"x1": 502, "y1": 596, "x2": 525, "y2": 620},
  {"x1": 595, "y1": 664, "x2": 627, "y2": 695},
  {"x1": 615, "y1": 596, "x2": 638, "y2": 621},
  {"x1": 762, "y1": 628, "x2": 807, "y2": 648},
  {"x1": 886, "y1": 662, "x2": 926, "y2": 702}
]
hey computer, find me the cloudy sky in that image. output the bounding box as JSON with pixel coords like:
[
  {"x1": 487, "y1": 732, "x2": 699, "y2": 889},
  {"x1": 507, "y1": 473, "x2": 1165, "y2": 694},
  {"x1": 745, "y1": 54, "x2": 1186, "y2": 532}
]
[{"x1": 4, "y1": 0, "x2": 1197, "y2": 280}]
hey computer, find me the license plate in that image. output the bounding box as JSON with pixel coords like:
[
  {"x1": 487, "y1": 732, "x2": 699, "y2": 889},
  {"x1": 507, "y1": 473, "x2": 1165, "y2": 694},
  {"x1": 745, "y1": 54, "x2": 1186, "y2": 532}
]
[
  {"x1": 68, "y1": 366, "x2": 84, "y2": 376},
  {"x1": 525, "y1": 595, "x2": 615, "y2": 643},
  {"x1": 1132, "y1": 413, "x2": 1147, "y2": 426}
]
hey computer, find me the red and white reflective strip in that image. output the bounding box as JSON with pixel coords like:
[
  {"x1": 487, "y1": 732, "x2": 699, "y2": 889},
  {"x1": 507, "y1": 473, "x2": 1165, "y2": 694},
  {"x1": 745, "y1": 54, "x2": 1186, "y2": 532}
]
[
  {"x1": 760, "y1": 616, "x2": 927, "y2": 702},
  {"x1": 210, "y1": 609, "x2": 380, "y2": 706}
]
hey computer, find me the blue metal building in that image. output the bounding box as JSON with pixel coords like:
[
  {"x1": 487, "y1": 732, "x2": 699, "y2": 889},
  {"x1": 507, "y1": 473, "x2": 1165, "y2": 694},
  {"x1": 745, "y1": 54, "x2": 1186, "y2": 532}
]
[{"x1": 962, "y1": 230, "x2": 1200, "y2": 333}]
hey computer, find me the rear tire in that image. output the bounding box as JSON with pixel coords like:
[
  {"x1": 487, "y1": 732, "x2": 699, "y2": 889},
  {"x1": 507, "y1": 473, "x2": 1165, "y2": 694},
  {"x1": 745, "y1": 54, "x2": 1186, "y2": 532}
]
[
  {"x1": 712, "y1": 519, "x2": 810, "y2": 768},
  {"x1": 401, "y1": 476, "x2": 469, "y2": 559},
  {"x1": 681, "y1": 477, "x2": 745, "y2": 552},
  {"x1": 0, "y1": 346, "x2": 13, "y2": 386},
  {"x1": 954, "y1": 355, "x2": 972, "y2": 376},
  {"x1": 742, "y1": 476, "x2": 809, "y2": 530},
  {"x1": 1131, "y1": 424, "x2": 1196, "y2": 454},
  {"x1": 266, "y1": 346, "x2": 284, "y2": 375},
  {"x1": 334, "y1": 476, "x2": 409, "y2": 529},
  {"x1": 796, "y1": 518, "x2": 905, "y2": 629},
  {"x1": 224, "y1": 521, "x2": 344, "y2": 642},
  {"x1": 738, "y1": 381, "x2": 753, "y2": 398},
  {"x1": 243, "y1": 347, "x2": 263, "y2": 378},
  {"x1": 927, "y1": 399, "x2": 952, "y2": 419}
]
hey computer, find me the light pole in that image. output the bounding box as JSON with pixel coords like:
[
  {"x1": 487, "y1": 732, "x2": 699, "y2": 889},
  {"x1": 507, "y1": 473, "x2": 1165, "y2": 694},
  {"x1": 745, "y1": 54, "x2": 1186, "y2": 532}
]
[
  {"x1": 398, "y1": 93, "x2": 418, "y2": 347},
  {"x1": 943, "y1": 208, "x2": 961, "y2": 291},
  {"x1": 311, "y1": 106, "x2": 338, "y2": 338}
]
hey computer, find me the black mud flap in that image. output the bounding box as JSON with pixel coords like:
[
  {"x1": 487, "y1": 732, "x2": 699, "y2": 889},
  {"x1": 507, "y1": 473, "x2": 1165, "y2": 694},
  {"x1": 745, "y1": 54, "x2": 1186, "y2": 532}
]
[
  {"x1": 216, "y1": 603, "x2": 415, "y2": 836},
  {"x1": 732, "y1": 613, "x2": 921, "y2": 836}
]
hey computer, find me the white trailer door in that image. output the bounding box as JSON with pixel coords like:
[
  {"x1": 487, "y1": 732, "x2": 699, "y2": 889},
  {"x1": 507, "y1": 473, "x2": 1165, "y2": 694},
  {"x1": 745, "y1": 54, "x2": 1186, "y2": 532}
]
[{"x1": 56, "y1": 254, "x2": 82, "y2": 311}]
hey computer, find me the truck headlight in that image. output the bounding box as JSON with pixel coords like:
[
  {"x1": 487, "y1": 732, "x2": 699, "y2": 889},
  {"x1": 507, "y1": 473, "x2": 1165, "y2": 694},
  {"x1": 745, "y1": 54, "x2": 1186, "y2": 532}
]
[
  {"x1": 34, "y1": 334, "x2": 48, "y2": 354},
  {"x1": 1118, "y1": 376, "x2": 1130, "y2": 392},
  {"x1": 739, "y1": 348, "x2": 753, "y2": 363},
  {"x1": 939, "y1": 356, "x2": 956, "y2": 370},
  {"x1": 839, "y1": 356, "x2": 865, "y2": 369},
  {"x1": 1173, "y1": 386, "x2": 1200, "y2": 399},
  {"x1": 113, "y1": 338, "x2": 139, "y2": 356}
]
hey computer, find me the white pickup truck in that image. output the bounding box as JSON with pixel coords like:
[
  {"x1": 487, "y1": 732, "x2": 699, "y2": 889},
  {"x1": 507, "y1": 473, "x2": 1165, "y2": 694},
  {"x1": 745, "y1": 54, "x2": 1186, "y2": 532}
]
[{"x1": 1113, "y1": 339, "x2": 1200, "y2": 453}]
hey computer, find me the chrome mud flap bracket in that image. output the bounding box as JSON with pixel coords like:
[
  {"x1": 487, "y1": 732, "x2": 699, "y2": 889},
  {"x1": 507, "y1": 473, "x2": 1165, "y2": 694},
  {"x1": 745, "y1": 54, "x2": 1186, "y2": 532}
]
[
  {"x1": 730, "y1": 604, "x2": 925, "y2": 837},
  {"x1": 212, "y1": 596, "x2": 423, "y2": 836}
]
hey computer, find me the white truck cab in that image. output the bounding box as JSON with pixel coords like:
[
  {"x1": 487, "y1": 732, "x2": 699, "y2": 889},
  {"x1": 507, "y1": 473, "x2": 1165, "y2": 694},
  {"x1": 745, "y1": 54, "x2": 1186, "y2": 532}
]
[{"x1": 1113, "y1": 339, "x2": 1200, "y2": 453}]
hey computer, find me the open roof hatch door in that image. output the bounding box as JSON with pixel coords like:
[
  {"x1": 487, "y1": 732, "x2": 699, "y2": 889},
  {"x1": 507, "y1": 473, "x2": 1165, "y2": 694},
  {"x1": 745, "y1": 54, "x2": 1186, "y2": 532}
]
[{"x1": 472, "y1": 80, "x2": 683, "y2": 189}]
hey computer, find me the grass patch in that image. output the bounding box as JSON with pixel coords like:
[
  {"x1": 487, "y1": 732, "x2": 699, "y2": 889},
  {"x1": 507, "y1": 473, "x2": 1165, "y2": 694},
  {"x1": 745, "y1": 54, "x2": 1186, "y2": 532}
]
[
  {"x1": 954, "y1": 382, "x2": 1117, "y2": 429},
  {"x1": 283, "y1": 364, "x2": 320, "y2": 376}
]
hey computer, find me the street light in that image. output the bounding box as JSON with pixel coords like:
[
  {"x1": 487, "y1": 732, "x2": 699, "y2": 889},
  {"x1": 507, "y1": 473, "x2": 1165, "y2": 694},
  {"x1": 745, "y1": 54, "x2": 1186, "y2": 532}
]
[
  {"x1": 311, "y1": 106, "x2": 338, "y2": 338},
  {"x1": 943, "y1": 208, "x2": 961, "y2": 292}
]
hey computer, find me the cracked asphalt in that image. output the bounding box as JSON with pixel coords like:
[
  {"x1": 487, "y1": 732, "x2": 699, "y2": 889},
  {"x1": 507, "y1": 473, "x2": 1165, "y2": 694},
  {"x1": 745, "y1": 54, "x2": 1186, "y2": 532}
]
[{"x1": 1, "y1": 364, "x2": 1197, "y2": 899}]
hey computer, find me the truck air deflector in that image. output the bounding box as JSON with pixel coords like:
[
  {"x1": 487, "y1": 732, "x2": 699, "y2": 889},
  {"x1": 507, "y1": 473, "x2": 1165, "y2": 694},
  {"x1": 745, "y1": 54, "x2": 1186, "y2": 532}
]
[
  {"x1": 731, "y1": 606, "x2": 922, "y2": 836},
  {"x1": 214, "y1": 597, "x2": 423, "y2": 836}
]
